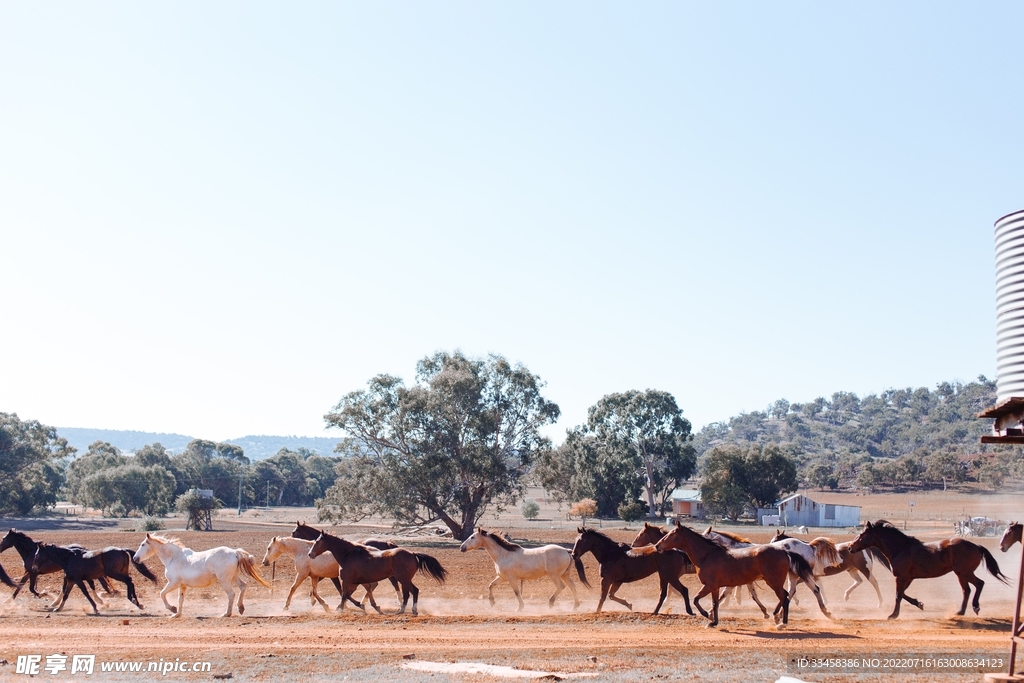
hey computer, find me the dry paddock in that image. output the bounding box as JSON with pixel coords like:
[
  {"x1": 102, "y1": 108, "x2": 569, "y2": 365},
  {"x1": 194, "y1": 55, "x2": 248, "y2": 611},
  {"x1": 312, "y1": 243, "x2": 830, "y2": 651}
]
[{"x1": 0, "y1": 520, "x2": 1021, "y2": 683}]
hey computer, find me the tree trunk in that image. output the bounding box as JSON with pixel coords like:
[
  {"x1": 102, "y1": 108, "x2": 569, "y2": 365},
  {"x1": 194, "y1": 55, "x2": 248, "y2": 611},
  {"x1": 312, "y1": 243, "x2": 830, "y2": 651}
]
[{"x1": 436, "y1": 508, "x2": 468, "y2": 541}]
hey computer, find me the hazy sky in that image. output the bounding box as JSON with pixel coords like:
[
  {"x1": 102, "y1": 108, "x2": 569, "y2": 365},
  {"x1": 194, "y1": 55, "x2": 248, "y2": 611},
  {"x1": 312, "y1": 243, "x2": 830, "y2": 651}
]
[{"x1": 2, "y1": 3, "x2": 1022, "y2": 443}]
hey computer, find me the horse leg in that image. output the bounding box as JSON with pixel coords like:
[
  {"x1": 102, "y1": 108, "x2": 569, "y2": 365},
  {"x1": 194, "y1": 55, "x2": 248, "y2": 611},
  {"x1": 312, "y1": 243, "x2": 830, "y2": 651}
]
[
  {"x1": 98, "y1": 576, "x2": 118, "y2": 596},
  {"x1": 486, "y1": 575, "x2": 502, "y2": 607},
  {"x1": 407, "y1": 581, "x2": 420, "y2": 617},
  {"x1": 175, "y1": 586, "x2": 186, "y2": 618},
  {"x1": 220, "y1": 579, "x2": 236, "y2": 617},
  {"x1": 801, "y1": 574, "x2": 831, "y2": 619},
  {"x1": 85, "y1": 580, "x2": 107, "y2": 607},
  {"x1": 889, "y1": 577, "x2": 914, "y2": 619},
  {"x1": 866, "y1": 570, "x2": 883, "y2": 608},
  {"x1": 113, "y1": 572, "x2": 141, "y2": 609},
  {"x1": 510, "y1": 578, "x2": 526, "y2": 612},
  {"x1": 308, "y1": 578, "x2": 331, "y2": 614},
  {"x1": 653, "y1": 576, "x2": 669, "y2": 615},
  {"x1": 606, "y1": 582, "x2": 632, "y2": 611},
  {"x1": 561, "y1": 570, "x2": 580, "y2": 610},
  {"x1": 710, "y1": 589, "x2": 720, "y2": 628},
  {"x1": 692, "y1": 585, "x2": 713, "y2": 620},
  {"x1": 747, "y1": 584, "x2": 769, "y2": 618},
  {"x1": 770, "y1": 583, "x2": 790, "y2": 627},
  {"x1": 236, "y1": 576, "x2": 247, "y2": 615},
  {"x1": 844, "y1": 568, "x2": 863, "y2": 601},
  {"x1": 27, "y1": 571, "x2": 47, "y2": 599},
  {"x1": 284, "y1": 572, "x2": 305, "y2": 610},
  {"x1": 362, "y1": 583, "x2": 384, "y2": 614},
  {"x1": 547, "y1": 573, "x2": 567, "y2": 608},
  {"x1": 159, "y1": 581, "x2": 178, "y2": 615},
  {"x1": 388, "y1": 576, "x2": 401, "y2": 603},
  {"x1": 10, "y1": 573, "x2": 31, "y2": 600},
  {"x1": 666, "y1": 575, "x2": 694, "y2": 616},
  {"x1": 394, "y1": 579, "x2": 409, "y2": 615},
  {"x1": 970, "y1": 573, "x2": 985, "y2": 615},
  {"x1": 50, "y1": 577, "x2": 74, "y2": 612},
  {"x1": 596, "y1": 578, "x2": 611, "y2": 613},
  {"x1": 787, "y1": 573, "x2": 800, "y2": 606},
  {"x1": 76, "y1": 580, "x2": 100, "y2": 615}
]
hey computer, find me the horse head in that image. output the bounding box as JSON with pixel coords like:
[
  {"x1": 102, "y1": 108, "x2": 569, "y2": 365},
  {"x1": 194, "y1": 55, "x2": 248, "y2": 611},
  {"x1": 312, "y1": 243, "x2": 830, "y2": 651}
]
[
  {"x1": 308, "y1": 532, "x2": 329, "y2": 560},
  {"x1": 262, "y1": 536, "x2": 281, "y2": 566},
  {"x1": 459, "y1": 529, "x2": 485, "y2": 553},
  {"x1": 1000, "y1": 522, "x2": 1022, "y2": 553}
]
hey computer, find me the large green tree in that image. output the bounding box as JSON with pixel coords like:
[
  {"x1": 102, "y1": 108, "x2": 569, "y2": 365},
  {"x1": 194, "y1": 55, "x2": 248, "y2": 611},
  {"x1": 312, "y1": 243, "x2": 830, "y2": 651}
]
[
  {"x1": 320, "y1": 351, "x2": 559, "y2": 540},
  {"x1": 0, "y1": 413, "x2": 72, "y2": 515},
  {"x1": 700, "y1": 443, "x2": 798, "y2": 520}
]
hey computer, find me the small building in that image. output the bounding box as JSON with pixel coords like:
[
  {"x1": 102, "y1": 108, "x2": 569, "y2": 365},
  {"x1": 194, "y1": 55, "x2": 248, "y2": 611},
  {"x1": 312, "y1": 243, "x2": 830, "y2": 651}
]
[
  {"x1": 777, "y1": 493, "x2": 859, "y2": 528},
  {"x1": 757, "y1": 507, "x2": 780, "y2": 525},
  {"x1": 669, "y1": 489, "x2": 704, "y2": 519}
]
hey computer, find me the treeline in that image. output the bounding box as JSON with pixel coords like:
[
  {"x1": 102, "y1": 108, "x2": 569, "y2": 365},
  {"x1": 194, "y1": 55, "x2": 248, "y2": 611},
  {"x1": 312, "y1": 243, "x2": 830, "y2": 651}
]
[
  {"x1": 0, "y1": 412, "x2": 343, "y2": 517},
  {"x1": 694, "y1": 377, "x2": 1024, "y2": 491}
]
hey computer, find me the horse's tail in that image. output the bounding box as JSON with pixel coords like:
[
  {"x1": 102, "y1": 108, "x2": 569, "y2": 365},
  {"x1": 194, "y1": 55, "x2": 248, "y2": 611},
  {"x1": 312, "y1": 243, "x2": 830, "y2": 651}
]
[
  {"x1": 237, "y1": 551, "x2": 273, "y2": 588},
  {"x1": 413, "y1": 553, "x2": 448, "y2": 585},
  {"x1": 0, "y1": 560, "x2": 17, "y2": 588},
  {"x1": 865, "y1": 547, "x2": 891, "y2": 574},
  {"x1": 787, "y1": 551, "x2": 816, "y2": 588},
  {"x1": 122, "y1": 549, "x2": 158, "y2": 584},
  {"x1": 978, "y1": 544, "x2": 1010, "y2": 585},
  {"x1": 628, "y1": 544, "x2": 657, "y2": 557},
  {"x1": 809, "y1": 537, "x2": 842, "y2": 570},
  {"x1": 573, "y1": 554, "x2": 591, "y2": 589}
]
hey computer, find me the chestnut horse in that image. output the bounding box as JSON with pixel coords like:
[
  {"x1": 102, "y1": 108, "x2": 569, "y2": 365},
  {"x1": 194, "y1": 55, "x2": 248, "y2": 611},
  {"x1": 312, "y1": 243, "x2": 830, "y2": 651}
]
[
  {"x1": 1001, "y1": 522, "x2": 1022, "y2": 553},
  {"x1": 570, "y1": 527, "x2": 693, "y2": 615},
  {"x1": 308, "y1": 530, "x2": 447, "y2": 616},
  {"x1": 848, "y1": 520, "x2": 1008, "y2": 619},
  {"x1": 632, "y1": 521, "x2": 825, "y2": 627}
]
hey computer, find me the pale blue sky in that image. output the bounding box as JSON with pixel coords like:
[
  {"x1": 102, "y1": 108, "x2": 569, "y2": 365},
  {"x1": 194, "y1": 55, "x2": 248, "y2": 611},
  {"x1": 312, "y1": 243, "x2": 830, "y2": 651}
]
[{"x1": 2, "y1": 3, "x2": 1021, "y2": 442}]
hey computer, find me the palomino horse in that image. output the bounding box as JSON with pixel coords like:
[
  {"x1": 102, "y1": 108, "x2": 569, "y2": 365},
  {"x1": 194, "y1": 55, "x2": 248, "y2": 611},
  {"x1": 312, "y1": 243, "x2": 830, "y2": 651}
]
[
  {"x1": 773, "y1": 529, "x2": 885, "y2": 608},
  {"x1": 460, "y1": 528, "x2": 588, "y2": 611},
  {"x1": 290, "y1": 521, "x2": 400, "y2": 608},
  {"x1": 1001, "y1": 522, "x2": 1022, "y2": 552},
  {"x1": 30, "y1": 544, "x2": 157, "y2": 614},
  {"x1": 262, "y1": 536, "x2": 352, "y2": 614},
  {"x1": 570, "y1": 527, "x2": 693, "y2": 615},
  {"x1": 0, "y1": 529, "x2": 115, "y2": 605},
  {"x1": 632, "y1": 521, "x2": 826, "y2": 627},
  {"x1": 133, "y1": 534, "x2": 272, "y2": 618},
  {"x1": 849, "y1": 520, "x2": 1009, "y2": 619},
  {"x1": 308, "y1": 531, "x2": 447, "y2": 616}
]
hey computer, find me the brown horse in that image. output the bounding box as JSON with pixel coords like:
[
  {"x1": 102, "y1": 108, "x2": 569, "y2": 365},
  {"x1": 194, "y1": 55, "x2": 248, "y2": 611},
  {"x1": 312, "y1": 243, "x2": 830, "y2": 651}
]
[
  {"x1": 290, "y1": 521, "x2": 400, "y2": 610},
  {"x1": 0, "y1": 529, "x2": 115, "y2": 604},
  {"x1": 1001, "y1": 522, "x2": 1022, "y2": 552},
  {"x1": 570, "y1": 527, "x2": 693, "y2": 615},
  {"x1": 308, "y1": 530, "x2": 447, "y2": 616},
  {"x1": 632, "y1": 521, "x2": 824, "y2": 627},
  {"x1": 848, "y1": 520, "x2": 1008, "y2": 619},
  {"x1": 773, "y1": 529, "x2": 886, "y2": 608},
  {"x1": 31, "y1": 544, "x2": 157, "y2": 614}
]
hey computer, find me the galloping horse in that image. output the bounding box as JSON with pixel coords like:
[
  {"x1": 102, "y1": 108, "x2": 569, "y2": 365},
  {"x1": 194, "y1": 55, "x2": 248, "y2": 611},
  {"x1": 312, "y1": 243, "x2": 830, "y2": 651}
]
[
  {"x1": 848, "y1": 520, "x2": 1008, "y2": 619},
  {"x1": 30, "y1": 544, "x2": 157, "y2": 614},
  {"x1": 133, "y1": 534, "x2": 271, "y2": 618},
  {"x1": 773, "y1": 529, "x2": 885, "y2": 608},
  {"x1": 290, "y1": 521, "x2": 400, "y2": 608},
  {"x1": 0, "y1": 529, "x2": 115, "y2": 606},
  {"x1": 460, "y1": 528, "x2": 588, "y2": 612},
  {"x1": 1001, "y1": 522, "x2": 1022, "y2": 553},
  {"x1": 632, "y1": 521, "x2": 826, "y2": 627},
  {"x1": 308, "y1": 531, "x2": 447, "y2": 616},
  {"x1": 262, "y1": 536, "x2": 349, "y2": 613},
  {"x1": 570, "y1": 527, "x2": 692, "y2": 615}
]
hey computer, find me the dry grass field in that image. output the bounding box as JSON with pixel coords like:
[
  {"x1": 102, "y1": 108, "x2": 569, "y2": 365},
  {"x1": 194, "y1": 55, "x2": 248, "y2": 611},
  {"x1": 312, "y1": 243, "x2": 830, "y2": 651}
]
[{"x1": 0, "y1": 489, "x2": 1021, "y2": 682}]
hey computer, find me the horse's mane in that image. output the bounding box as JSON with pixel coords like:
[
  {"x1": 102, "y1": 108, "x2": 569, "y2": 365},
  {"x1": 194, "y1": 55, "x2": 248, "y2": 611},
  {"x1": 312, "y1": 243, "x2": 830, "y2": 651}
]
[
  {"x1": 773, "y1": 530, "x2": 791, "y2": 540},
  {"x1": 581, "y1": 527, "x2": 631, "y2": 551},
  {"x1": 711, "y1": 530, "x2": 750, "y2": 543},
  {"x1": 149, "y1": 535, "x2": 187, "y2": 548},
  {"x1": 868, "y1": 520, "x2": 923, "y2": 547},
  {"x1": 479, "y1": 529, "x2": 523, "y2": 551}
]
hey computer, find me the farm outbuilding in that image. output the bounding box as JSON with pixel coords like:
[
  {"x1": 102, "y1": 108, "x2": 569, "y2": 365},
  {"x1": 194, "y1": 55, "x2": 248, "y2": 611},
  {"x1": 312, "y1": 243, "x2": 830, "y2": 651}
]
[
  {"x1": 669, "y1": 489, "x2": 704, "y2": 519},
  {"x1": 777, "y1": 493, "x2": 859, "y2": 528}
]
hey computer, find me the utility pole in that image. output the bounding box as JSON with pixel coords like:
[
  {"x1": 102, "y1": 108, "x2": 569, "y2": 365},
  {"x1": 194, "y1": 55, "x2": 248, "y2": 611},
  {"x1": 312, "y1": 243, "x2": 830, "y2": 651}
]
[
  {"x1": 266, "y1": 480, "x2": 270, "y2": 511},
  {"x1": 237, "y1": 472, "x2": 243, "y2": 516}
]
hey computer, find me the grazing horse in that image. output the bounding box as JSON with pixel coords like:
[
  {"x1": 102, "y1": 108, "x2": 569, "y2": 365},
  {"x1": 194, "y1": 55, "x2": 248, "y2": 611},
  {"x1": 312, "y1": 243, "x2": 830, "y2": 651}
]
[
  {"x1": 632, "y1": 521, "x2": 826, "y2": 627},
  {"x1": 308, "y1": 531, "x2": 447, "y2": 616},
  {"x1": 290, "y1": 521, "x2": 400, "y2": 608},
  {"x1": 773, "y1": 529, "x2": 885, "y2": 608},
  {"x1": 848, "y1": 520, "x2": 1009, "y2": 619},
  {"x1": 570, "y1": 527, "x2": 693, "y2": 615},
  {"x1": 0, "y1": 529, "x2": 115, "y2": 605},
  {"x1": 1001, "y1": 522, "x2": 1022, "y2": 552},
  {"x1": 30, "y1": 544, "x2": 157, "y2": 614},
  {"x1": 460, "y1": 528, "x2": 587, "y2": 612},
  {"x1": 133, "y1": 534, "x2": 271, "y2": 618}
]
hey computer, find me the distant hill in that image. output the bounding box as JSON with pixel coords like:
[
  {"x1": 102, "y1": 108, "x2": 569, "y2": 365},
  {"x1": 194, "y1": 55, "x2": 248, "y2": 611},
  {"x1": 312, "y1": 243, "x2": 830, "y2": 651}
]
[{"x1": 57, "y1": 428, "x2": 341, "y2": 460}]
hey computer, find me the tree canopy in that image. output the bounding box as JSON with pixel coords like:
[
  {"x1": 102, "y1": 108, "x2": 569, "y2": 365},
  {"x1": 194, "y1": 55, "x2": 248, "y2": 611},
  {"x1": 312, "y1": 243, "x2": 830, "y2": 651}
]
[
  {"x1": 699, "y1": 443, "x2": 798, "y2": 520},
  {"x1": 0, "y1": 413, "x2": 72, "y2": 515},
  {"x1": 319, "y1": 351, "x2": 559, "y2": 540}
]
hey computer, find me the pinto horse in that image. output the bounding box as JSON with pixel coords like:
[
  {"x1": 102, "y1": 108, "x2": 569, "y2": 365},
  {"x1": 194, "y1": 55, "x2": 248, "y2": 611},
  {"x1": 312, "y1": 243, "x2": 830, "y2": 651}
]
[
  {"x1": 848, "y1": 520, "x2": 1008, "y2": 619},
  {"x1": 570, "y1": 527, "x2": 693, "y2": 615},
  {"x1": 632, "y1": 521, "x2": 825, "y2": 627},
  {"x1": 0, "y1": 529, "x2": 115, "y2": 606},
  {"x1": 30, "y1": 544, "x2": 157, "y2": 614},
  {"x1": 308, "y1": 531, "x2": 447, "y2": 616},
  {"x1": 1001, "y1": 522, "x2": 1022, "y2": 553},
  {"x1": 460, "y1": 528, "x2": 587, "y2": 612},
  {"x1": 290, "y1": 521, "x2": 400, "y2": 609},
  {"x1": 773, "y1": 529, "x2": 886, "y2": 608}
]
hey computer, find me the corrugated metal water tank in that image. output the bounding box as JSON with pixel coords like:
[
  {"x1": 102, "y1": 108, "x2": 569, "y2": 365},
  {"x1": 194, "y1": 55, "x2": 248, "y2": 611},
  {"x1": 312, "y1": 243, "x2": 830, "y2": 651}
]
[{"x1": 995, "y1": 209, "x2": 1024, "y2": 402}]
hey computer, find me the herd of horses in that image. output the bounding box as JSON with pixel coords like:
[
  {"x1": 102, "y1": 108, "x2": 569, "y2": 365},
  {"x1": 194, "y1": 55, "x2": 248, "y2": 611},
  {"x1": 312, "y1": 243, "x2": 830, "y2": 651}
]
[{"x1": 0, "y1": 520, "x2": 1020, "y2": 628}]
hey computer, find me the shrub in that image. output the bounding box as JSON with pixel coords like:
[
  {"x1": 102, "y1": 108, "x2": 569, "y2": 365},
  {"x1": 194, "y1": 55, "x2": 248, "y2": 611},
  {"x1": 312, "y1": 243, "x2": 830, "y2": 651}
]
[
  {"x1": 108, "y1": 502, "x2": 127, "y2": 518},
  {"x1": 617, "y1": 500, "x2": 645, "y2": 523},
  {"x1": 569, "y1": 498, "x2": 598, "y2": 523},
  {"x1": 521, "y1": 498, "x2": 540, "y2": 520},
  {"x1": 138, "y1": 517, "x2": 165, "y2": 532}
]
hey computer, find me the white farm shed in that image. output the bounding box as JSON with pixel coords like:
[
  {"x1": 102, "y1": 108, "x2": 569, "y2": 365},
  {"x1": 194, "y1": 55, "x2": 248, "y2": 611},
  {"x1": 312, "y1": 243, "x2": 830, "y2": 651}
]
[{"x1": 777, "y1": 494, "x2": 859, "y2": 528}]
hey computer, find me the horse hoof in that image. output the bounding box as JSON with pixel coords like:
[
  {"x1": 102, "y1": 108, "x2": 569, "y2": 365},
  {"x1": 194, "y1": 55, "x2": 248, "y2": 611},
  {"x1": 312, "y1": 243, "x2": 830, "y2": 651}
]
[
  {"x1": 917, "y1": 603, "x2": 924, "y2": 611},
  {"x1": 887, "y1": 614, "x2": 898, "y2": 620},
  {"x1": 168, "y1": 606, "x2": 177, "y2": 614},
  {"x1": 973, "y1": 606, "x2": 981, "y2": 615},
  {"x1": 626, "y1": 603, "x2": 633, "y2": 611}
]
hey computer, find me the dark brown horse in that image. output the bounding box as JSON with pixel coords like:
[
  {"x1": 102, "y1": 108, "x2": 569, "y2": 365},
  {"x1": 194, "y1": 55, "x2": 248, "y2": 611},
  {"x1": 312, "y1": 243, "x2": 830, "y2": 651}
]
[
  {"x1": 570, "y1": 527, "x2": 693, "y2": 615},
  {"x1": 290, "y1": 521, "x2": 400, "y2": 611},
  {"x1": 1001, "y1": 522, "x2": 1022, "y2": 553},
  {"x1": 773, "y1": 529, "x2": 887, "y2": 608},
  {"x1": 632, "y1": 521, "x2": 824, "y2": 627},
  {"x1": 308, "y1": 530, "x2": 447, "y2": 616},
  {"x1": 31, "y1": 544, "x2": 157, "y2": 614},
  {"x1": 848, "y1": 520, "x2": 1008, "y2": 619},
  {"x1": 0, "y1": 529, "x2": 115, "y2": 605}
]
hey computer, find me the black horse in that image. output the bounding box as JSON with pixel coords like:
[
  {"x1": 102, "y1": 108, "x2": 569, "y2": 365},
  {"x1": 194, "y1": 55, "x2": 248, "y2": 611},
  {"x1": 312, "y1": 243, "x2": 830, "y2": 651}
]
[
  {"x1": 290, "y1": 521, "x2": 401, "y2": 611},
  {"x1": 0, "y1": 529, "x2": 115, "y2": 604},
  {"x1": 30, "y1": 544, "x2": 157, "y2": 614},
  {"x1": 570, "y1": 527, "x2": 695, "y2": 615}
]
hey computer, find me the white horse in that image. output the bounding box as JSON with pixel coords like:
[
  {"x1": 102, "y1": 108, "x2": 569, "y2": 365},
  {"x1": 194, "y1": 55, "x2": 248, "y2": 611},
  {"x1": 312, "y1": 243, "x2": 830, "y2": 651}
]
[
  {"x1": 460, "y1": 528, "x2": 586, "y2": 611},
  {"x1": 133, "y1": 534, "x2": 271, "y2": 618}
]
